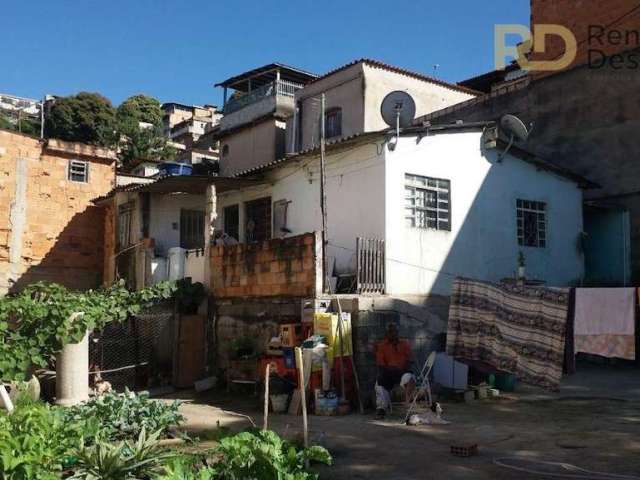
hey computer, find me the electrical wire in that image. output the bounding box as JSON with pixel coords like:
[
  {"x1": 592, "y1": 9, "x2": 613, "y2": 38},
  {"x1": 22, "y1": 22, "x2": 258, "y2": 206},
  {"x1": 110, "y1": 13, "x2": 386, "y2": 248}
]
[{"x1": 493, "y1": 457, "x2": 640, "y2": 480}]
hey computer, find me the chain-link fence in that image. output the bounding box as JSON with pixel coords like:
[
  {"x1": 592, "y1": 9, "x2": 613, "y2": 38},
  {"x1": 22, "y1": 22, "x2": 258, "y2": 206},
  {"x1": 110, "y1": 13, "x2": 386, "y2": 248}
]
[{"x1": 89, "y1": 305, "x2": 175, "y2": 392}]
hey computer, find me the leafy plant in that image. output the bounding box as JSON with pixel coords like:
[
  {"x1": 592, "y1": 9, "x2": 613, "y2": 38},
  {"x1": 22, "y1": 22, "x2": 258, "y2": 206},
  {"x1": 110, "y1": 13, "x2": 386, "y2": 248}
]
[
  {"x1": 207, "y1": 430, "x2": 332, "y2": 480},
  {"x1": 70, "y1": 428, "x2": 174, "y2": 480},
  {"x1": 175, "y1": 279, "x2": 206, "y2": 314},
  {"x1": 61, "y1": 389, "x2": 184, "y2": 442},
  {"x1": 45, "y1": 92, "x2": 118, "y2": 146},
  {"x1": 0, "y1": 280, "x2": 176, "y2": 382},
  {"x1": 0, "y1": 398, "x2": 92, "y2": 479}
]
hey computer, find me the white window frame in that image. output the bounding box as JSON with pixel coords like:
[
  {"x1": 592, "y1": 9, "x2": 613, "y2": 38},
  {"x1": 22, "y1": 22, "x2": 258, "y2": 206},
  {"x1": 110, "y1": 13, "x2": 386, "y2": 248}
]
[
  {"x1": 404, "y1": 174, "x2": 451, "y2": 231},
  {"x1": 517, "y1": 199, "x2": 547, "y2": 248},
  {"x1": 68, "y1": 159, "x2": 89, "y2": 183}
]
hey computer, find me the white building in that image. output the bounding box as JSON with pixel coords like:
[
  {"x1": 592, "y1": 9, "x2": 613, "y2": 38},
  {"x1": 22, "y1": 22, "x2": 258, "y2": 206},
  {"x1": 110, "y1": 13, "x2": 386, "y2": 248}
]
[{"x1": 215, "y1": 124, "x2": 590, "y2": 295}]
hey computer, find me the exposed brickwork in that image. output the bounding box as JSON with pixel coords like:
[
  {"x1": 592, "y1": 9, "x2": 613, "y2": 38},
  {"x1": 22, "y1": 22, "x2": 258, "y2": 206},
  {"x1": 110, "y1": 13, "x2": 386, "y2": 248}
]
[
  {"x1": 210, "y1": 232, "x2": 321, "y2": 298},
  {"x1": 530, "y1": 0, "x2": 640, "y2": 70},
  {"x1": 0, "y1": 130, "x2": 116, "y2": 293}
]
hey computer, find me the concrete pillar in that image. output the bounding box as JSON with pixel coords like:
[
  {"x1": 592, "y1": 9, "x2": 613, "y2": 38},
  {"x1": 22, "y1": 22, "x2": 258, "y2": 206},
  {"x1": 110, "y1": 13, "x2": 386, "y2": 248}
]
[{"x1": 55, "y1": 330, "x2": 89, "y2": 407}]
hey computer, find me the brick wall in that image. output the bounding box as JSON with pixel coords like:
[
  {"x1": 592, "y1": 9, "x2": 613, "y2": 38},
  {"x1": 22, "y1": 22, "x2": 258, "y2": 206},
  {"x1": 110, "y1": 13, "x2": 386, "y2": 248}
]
[
  {"x1": 530, "y1": 0, "x2": 640, "y2": 69},
  {"x1": 210, "y1": 232, "x2": 322, "y2": 298},
  {"x1": 0, "y1": 130, "x2": 116, "y2": 293}
]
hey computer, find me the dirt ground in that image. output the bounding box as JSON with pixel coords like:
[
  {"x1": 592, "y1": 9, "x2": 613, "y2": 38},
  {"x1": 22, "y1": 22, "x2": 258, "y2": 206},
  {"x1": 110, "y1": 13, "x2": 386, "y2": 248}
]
[{"x1": 169, "y1": 364, "x2": 640, "y2": 479}]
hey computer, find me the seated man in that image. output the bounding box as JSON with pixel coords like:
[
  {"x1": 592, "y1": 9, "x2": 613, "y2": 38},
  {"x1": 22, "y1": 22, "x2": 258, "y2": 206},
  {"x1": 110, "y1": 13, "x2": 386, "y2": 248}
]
[{"x1": 375, "y1": 323, "x2": 415, "y2": 419}]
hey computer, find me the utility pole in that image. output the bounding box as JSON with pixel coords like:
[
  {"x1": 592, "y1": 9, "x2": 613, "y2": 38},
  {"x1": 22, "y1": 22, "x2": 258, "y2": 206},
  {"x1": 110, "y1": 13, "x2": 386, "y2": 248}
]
[{"x1": 319, "y1": 94, "x2": 328, "y2": 294}]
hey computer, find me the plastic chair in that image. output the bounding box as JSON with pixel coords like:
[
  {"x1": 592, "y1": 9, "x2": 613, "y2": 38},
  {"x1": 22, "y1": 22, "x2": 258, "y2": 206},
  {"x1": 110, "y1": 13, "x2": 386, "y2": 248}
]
[{"x1": 403, "y1": 351, "x2": 437, "y2": 424}]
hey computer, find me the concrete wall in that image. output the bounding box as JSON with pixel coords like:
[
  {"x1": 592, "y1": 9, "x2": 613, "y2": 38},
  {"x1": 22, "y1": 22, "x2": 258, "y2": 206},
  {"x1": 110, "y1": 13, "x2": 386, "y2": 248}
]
[
  {"x1": 296, "y1": 63, "x2": 366, "y2": 151},
  {"x1": 210, "y1": 232, "x2": 321, "y2": 298},
  {"x1": 384, "y1": 131, "x2": 584, "y2": 295},
  {"x1": 362, "y1": 64, "x2": 475, "y2": 132},
  {"x1": 218, "y1": 118, "x2": 285, "y2": 176},
  {"x1": 294, "y1": 61, "x2": 476, "y2": 152},
  {"x1": 216, "y1": 140, "x2": 386, "y2": 273},
  {"x1": 0, "y1": 131, "x2": 116, "y2": 293}
]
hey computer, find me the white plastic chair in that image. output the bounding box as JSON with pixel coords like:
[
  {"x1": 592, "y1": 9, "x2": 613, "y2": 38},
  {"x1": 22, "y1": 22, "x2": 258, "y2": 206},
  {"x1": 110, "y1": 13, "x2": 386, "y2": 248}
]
[{"x1": 403, "y1": 351, "x2": 437, "y2": 424}]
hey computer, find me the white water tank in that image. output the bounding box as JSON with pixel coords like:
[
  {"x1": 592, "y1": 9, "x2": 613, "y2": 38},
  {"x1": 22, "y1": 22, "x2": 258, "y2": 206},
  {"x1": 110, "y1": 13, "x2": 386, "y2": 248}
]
[{"x1": 168, "y1": 247, "x2": 186, "y2": 281}]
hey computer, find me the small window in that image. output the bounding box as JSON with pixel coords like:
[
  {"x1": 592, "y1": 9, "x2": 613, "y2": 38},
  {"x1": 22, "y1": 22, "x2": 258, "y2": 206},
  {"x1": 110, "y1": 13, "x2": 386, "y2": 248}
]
[
  {"x1": 273, "y1": 199, "x2": 291, "y2": 236},
  {"x1": 68, "y1": 160, "x2": 89, "y2": 183},
  {"x1": 325, "y1": 108, "x2": 342, "y2": 138},
  {"x1": 405, "y1": 174, "x2": 451, "y2": 231},
  {"x1": 223, "y1": 204, "x2": 240, "y2": 241},
  {"x1": 517, "y1": 199, "x2": 547, "y2": 247}
]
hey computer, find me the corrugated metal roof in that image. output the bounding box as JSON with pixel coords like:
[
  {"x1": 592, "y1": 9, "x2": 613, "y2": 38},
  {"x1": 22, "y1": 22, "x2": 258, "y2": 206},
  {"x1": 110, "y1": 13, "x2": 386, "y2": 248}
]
[
  {"x1": 306, "y1": 58, "x2": 481, "y2": 96},
  {"x1": 233, "y1": 130, "x2": 386, "y2": 177},
  {"x1": 92, "y1": 174, "x2": 261, "y2": 204}
]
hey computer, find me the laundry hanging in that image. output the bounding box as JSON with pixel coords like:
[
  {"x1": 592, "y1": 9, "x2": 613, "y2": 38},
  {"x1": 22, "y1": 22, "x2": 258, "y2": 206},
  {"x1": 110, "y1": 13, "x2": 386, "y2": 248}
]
[
  {"x1": 446, "y1": 278, "x2": 570, "y2": 391},
  {"x1": 573, "y1": 288, "x2": 635, "y2": 361}
]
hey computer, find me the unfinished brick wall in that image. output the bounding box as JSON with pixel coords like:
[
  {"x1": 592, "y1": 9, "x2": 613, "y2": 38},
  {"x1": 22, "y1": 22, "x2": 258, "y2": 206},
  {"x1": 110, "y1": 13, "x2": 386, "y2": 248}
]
[
  {"x1": 530, "y1": 0, "x2": 640, "y2": 70},
  {"x1": 210, "y1": 232, "x2": 322, "y2": 298},
  {"x1": 0, "y1": 130, "x2": 116, "y2": 293}
]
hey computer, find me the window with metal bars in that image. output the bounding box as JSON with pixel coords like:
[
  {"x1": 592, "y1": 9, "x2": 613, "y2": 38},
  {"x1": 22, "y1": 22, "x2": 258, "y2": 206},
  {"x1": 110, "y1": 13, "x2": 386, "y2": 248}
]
[
  {"x1": 404, "y1": 174, "x2": 451, "y2": 231},
  {"x1": 68, "y1": 159, "x2": 89, "y2": 183},
  {"x1": 180, "y1": 209, "x2": 205, "y2": 249},
  {"x1": 517, "y1": 199, "x2": 547, "y2": 247}
]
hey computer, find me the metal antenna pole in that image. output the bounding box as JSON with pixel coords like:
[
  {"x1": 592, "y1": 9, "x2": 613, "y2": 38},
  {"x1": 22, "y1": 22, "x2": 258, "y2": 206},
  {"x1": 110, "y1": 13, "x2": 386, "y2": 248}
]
[{"x1": 320, "y1": 94, "x2": 328, "y2": 293}]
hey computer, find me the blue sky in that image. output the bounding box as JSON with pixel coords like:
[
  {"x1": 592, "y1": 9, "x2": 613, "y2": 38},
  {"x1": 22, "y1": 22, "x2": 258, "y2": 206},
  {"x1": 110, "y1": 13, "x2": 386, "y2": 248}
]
[{"x1": 2, "y1": 0, "x2": 529, "y2": 107}]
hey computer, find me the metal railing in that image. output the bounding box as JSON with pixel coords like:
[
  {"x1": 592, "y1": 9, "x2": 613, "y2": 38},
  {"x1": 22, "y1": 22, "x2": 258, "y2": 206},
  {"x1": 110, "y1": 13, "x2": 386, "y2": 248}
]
[
  {"x1": 224, "y1": 80, "x2": 303, "y2": 114},
  {"x1": 356, "y1": 237, "x2": 386, "y2": 294}
]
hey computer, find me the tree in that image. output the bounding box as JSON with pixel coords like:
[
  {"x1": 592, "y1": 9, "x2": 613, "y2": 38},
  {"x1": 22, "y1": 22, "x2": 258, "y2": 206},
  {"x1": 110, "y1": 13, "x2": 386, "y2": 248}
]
[
  {"x1": 116, "y1": 94, "x2": 163, "y2": 128},
  {"x1": 45, "y1": 92, "x2": 117, "y2": 146},
  {"x1": 116, "y1": 94, "x2": 175, "y2": 167}
]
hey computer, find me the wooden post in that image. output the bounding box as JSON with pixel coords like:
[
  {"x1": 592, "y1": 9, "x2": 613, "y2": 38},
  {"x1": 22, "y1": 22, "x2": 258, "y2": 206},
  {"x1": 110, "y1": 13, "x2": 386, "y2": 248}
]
[
  {"x1": 263, "y1": 364, "x2": 270, "y2": 431},
  {"x1": 295, "y1": 347, "x2": 309, "y2": 448}
]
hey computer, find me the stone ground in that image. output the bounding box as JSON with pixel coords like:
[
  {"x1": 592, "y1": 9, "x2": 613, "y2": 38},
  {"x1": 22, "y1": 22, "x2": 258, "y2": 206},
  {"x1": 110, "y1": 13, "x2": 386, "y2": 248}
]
[{"x1": 167, "y1": 364, "x2": 640, "y2": 479}]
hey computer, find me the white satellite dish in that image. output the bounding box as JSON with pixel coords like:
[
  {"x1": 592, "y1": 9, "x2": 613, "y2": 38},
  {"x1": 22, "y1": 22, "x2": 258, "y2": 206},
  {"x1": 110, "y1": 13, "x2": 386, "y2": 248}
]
[{"x1": 498, "y1": 114, "x2": 530, "y2": 161}]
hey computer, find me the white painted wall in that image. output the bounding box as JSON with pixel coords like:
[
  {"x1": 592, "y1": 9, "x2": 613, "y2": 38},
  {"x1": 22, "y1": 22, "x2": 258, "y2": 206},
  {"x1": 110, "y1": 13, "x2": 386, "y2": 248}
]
[
  {"x1": 149, "y1": 193, "x2": 205, "y2": 256},
  {"x1": 384, "y1": 132, "x2": 584, "y2": 295},
  {"x1": 216, "y1": 141, "x2": 386, "y2": 273},
  {"x1": 362, "y1": 64, "x2": 475, "y2": 132}
]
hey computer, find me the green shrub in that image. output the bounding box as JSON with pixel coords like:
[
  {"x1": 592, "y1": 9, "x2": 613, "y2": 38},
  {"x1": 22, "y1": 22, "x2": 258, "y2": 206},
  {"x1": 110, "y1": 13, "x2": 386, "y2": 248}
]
[
  {"x1": 207, "y1": 430, "x2": 331, "y2": 480},
  {"x1": 61, "y1": 390, "x2": 184, "y2": 442},
  {"x1": 0, "y1": 399, "x2": 93, "y2": 479},
  {"x1": 70, "y1": 428, "x2": 173, "y2": 480}
]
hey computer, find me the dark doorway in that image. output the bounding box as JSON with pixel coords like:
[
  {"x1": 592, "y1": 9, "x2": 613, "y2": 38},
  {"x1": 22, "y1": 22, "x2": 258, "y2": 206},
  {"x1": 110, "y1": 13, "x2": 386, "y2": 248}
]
[
  {"x1": 245, "y1": 197, "x2": 271, "y2": 243},
  {"x1": 180, "y1": 209, "x2": 205, "y2": 249}
]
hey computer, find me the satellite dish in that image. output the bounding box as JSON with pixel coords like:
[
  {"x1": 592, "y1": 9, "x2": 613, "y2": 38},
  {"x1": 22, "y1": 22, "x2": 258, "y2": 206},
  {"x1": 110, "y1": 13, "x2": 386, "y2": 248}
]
[
  {"x1": 381, "y1": 91, "x2": 416, "y2": 130},
  {"x1": 498, "y1": 114, "x2": 529, "y2": 161},
  {"x1": 500, "y1": 114, "x2": 529, "y2": 142}
]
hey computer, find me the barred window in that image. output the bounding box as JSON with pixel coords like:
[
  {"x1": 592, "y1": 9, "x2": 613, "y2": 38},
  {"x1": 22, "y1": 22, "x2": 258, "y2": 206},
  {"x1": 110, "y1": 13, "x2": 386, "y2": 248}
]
[
  {"x1": 405, "y1": 174, "x2": 451, "y2": 231},
  {"x1": 68, "y1": 159, "x2": 89, "y2": 183},
  {"x1": 324, "y1": 108, "x2": 342, "y2": 138},
  {"x1": 517, "y1": 199, "x2": 546, "y2": 247}
]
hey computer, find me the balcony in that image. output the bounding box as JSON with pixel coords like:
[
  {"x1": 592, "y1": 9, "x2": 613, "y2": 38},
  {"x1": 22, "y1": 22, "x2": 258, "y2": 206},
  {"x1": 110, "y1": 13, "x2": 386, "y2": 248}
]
[
  {"x1": 223, "y1": 80, "x2": 303, "y2": 115},
  {"x1": 215, "y1": 63, "x2": 317, "y2": 133}
]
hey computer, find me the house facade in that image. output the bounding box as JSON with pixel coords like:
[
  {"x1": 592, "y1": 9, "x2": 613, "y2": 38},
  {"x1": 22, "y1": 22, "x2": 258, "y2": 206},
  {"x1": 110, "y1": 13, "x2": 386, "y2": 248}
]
[
  {"x1": 215, "y1": 126, "x2": 587, "y2": 296},
  {"x1": 0, "y1": 129, "x2": 116, "y2": 293},
  {"x1": 289, "y1": 59, "x2": 478, "y2": 152}
]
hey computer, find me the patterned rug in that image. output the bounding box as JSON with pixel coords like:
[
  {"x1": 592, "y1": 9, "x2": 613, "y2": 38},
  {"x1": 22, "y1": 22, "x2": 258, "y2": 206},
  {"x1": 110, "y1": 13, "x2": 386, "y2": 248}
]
[{"x1": 446, "y1": 278, "x2": 570, "y2": 391}]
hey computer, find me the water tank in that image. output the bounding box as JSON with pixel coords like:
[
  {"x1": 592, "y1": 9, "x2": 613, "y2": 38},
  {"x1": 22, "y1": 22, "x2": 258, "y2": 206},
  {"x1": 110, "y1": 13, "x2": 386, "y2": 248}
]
[{"x1": 159, "y1": 162, "x2": 193, "y2": 176}]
